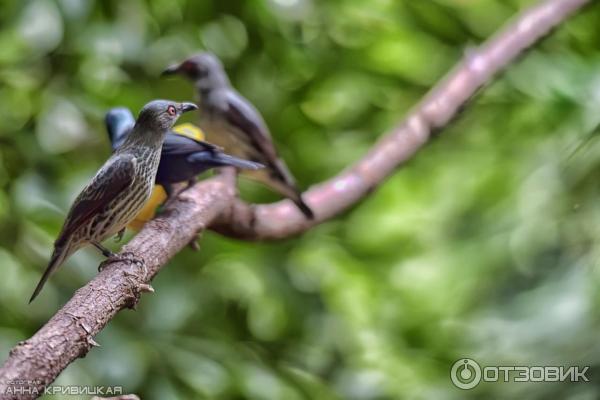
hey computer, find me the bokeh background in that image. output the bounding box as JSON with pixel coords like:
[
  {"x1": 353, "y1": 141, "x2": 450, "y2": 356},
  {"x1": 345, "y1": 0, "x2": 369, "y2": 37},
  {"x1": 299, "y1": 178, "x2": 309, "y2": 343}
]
[{"x1": 1, "y1": 0, "x2": 600, "y2": 398}]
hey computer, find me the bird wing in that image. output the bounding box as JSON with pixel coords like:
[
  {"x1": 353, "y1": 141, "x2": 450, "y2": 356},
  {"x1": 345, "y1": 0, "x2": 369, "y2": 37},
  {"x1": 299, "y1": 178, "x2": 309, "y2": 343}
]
[
  {"x1": 162, "y1": 133, "x2": 221, "y2": 156},
  {"x1": 219, "y1": 91, "x2": 277, "y2": 158},
  {"x1": 219, "y1": 91, "x2": 298, "y2": 187},
  {"x1": 55, "y1": 154, "x2": 137, "y2": 246}
]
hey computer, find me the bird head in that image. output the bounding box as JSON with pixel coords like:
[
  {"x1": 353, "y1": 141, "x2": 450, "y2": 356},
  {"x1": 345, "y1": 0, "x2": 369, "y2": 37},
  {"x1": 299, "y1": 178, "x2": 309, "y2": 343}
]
[
  {"x1": 105, "y1": 107, "x2": 135, "y2": 150},
  {"x1": 161, "y1": 52, "x2": 229, "y2": 90},
  {"x1": 136, "y1": 100, "x2": 198, "y2": 132}
]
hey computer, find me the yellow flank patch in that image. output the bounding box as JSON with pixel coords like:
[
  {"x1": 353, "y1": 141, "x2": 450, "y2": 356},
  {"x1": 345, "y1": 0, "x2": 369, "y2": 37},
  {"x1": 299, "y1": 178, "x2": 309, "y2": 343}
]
[
  {"x1": 127, "y1": 185, "x2": 168, "y2": 231},
  {"x1": 172, "y1": 123, "x2": 205, "y2": 142}
]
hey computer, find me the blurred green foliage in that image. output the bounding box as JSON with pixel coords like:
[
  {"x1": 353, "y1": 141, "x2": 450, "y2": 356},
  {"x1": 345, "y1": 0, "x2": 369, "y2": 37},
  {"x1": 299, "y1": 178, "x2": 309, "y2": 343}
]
[{"x1": 1, "y1": 0, "x2": 600, "y2": 399}]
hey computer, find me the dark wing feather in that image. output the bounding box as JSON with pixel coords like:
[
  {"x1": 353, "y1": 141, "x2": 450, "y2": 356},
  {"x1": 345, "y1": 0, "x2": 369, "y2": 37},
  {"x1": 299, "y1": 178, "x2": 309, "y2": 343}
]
[
  {"x1": 220, "y1": 91, "x2": 297, "y2": 186},
  {"x1": 55, "y1": 154, "x2": 136, "y2": 246},
  {"x1": 162, "y1": 132, "x2": 221, "y2": 156}
]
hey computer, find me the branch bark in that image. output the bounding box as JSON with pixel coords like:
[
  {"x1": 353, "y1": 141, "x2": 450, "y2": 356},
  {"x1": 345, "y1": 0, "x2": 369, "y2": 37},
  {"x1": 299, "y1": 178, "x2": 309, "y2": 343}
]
[
  {"x1": 0, "y1": 174, "x2": 236, "y2": 400},
  {"x1": 0, "y1": 0, "x2": 592, "y2": 398}
]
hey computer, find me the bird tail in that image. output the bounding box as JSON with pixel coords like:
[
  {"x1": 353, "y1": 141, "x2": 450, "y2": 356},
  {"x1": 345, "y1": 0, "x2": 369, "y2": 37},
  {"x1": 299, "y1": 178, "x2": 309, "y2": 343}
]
[
  {"x1": 29, "y1": 244, "x2": 73, "y2": 303},
  {"x1": 271, "y1": 159, "x2": 314, "y2": 220},
  {"x1": 212, "y1": 153, "x2": 264, "y2": 171},
  {"x1": 240, "y1": 158, "x2": 315, "y2": 219},
  {"x1": 292, "y1": 195, "x2": 314, "y2": 219}
]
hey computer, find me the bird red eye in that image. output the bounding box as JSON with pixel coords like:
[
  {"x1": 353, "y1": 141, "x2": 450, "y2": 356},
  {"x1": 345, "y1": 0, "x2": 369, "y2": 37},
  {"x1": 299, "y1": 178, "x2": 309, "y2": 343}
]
[
  {"x1": 167, "y1": 105, "x2": 176, "y2": 116},
  {"x1": 183, "y1": 61, "x2": 195, "y2": 72}
]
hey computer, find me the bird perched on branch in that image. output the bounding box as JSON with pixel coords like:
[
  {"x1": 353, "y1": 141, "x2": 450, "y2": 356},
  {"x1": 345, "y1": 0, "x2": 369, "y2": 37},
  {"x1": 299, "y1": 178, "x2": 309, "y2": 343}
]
[
  {"x1": 105, "y1": 107, "x2": 264, "y2": 230},
  {"x1": 162, "y1": 52, "x2": 314, "y2": 219},
  {"x1": 30, "y1": 100, "x2": 198, "y2": 302}
]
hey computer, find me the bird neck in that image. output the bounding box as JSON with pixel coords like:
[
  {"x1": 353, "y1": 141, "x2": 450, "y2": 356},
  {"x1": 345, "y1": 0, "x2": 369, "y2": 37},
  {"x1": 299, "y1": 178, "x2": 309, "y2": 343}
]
[
  {"x1": 196, "y1": 72, "x2": 230, "y2": 95},
  {"x1": 118, "y1": 125, "x2": 167, "y2": 154}
]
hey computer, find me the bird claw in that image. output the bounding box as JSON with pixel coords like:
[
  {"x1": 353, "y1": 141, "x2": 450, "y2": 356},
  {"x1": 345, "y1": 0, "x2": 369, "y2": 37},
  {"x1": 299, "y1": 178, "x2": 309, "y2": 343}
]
[
  {"x1": 98, "y1": 252, "x2": 147, "y2": 277},
  {"x1": 114, "y1": 228, "x2": 126, "y2": 243},
  {"x1": 98, "y1": 258, "x2": 114, "y2": 272}
]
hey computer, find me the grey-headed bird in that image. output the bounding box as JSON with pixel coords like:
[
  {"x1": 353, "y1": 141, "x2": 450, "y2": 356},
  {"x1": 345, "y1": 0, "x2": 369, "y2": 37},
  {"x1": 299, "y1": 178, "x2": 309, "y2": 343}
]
[
  {"x1": 29, "y1": 100, "x2": 197, "y2": 302},
  {"x1": 162, "y1": 53, "x2": 314, "y2": 219}
]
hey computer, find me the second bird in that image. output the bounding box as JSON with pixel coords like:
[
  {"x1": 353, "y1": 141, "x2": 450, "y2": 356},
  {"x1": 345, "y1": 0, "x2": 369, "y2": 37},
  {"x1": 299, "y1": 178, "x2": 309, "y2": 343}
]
[{"x1": 162, "y1": 52, "x2": 314, "y2": 219}]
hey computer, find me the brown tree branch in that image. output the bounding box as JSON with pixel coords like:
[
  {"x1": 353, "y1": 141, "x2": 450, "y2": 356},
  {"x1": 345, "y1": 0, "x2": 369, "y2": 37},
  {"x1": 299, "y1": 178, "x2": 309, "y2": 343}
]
[
  {"x1": 212, "y1": 0, "x2": 592, "y2": 240},
  {"x1": 0, "y1": 0, "x2": 592, "y2": 398},
  {"x1": 0, "y1": 174, "x2": 236, "y2": 400}
]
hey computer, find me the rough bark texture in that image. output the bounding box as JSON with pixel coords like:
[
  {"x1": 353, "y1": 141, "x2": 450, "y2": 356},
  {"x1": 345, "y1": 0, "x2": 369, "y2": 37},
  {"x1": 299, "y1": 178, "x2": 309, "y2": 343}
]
[{"x1": 0, "y1": 0, "x2": 592, "y2": 398}]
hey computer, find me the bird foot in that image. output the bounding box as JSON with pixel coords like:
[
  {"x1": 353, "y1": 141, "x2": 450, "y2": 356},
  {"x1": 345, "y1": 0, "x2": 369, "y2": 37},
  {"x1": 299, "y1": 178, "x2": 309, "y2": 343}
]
[
  {"x1": 98, "y1": 251, "x2": 147, "y2": 278},
  {"x1": 114, "y1": 228, "x2": 126, "y2": 243},
  {"x1": 164, "y1": 182, "x2": 198, "y2": 208}
]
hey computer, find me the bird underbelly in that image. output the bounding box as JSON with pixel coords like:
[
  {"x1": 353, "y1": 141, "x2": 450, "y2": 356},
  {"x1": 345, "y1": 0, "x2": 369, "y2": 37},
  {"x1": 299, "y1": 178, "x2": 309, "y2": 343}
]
[
  {"x1": 200, "y1": 119, "x2": 290, "y2": 193},
  {"x1": 86, "y1": 182, "x2": 153, "y2": 242},
  {"x1": 201, "y1": 119, "x2": 259, "y2": 160},
  {"x1": 128, "y1": 185, "x2": 167, "y2": 231}
]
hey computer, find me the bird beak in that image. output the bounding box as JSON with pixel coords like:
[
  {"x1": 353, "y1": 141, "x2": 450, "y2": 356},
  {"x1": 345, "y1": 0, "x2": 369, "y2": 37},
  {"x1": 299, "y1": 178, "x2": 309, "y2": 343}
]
[
  {"x1": 161, "y1": 63, "x2": 181, "y2": 77},
  {"x1": 180, "y1": 102, "x2": 198, "y2": 113}
]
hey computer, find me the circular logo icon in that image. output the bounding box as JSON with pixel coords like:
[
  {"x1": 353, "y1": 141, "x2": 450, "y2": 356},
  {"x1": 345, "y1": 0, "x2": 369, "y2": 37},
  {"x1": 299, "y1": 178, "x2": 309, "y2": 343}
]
[{"x1": 450, "y1": 358, "x2": 482, "y2": 390}]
